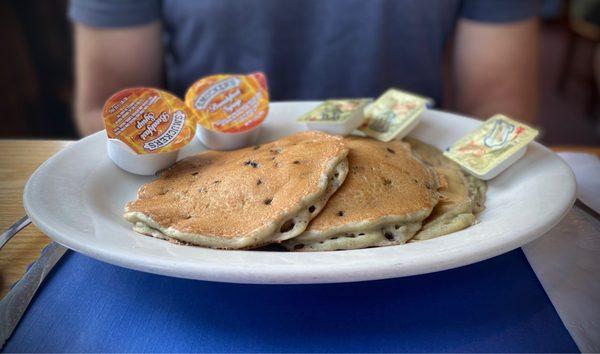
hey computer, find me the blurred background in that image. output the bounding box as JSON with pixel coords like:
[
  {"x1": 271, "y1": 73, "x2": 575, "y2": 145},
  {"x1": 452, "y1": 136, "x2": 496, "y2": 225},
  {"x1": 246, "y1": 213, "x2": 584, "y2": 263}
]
[{"x1": 0, "y1": 0, "x2": 598, "y2": 145}]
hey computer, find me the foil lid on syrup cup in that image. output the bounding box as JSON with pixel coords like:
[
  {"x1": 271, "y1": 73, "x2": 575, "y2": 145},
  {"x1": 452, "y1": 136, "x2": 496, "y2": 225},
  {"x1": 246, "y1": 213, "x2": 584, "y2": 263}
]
[
  {"x1": 103, "y1": 87, "x2": 197, "y2": 175},
  {"x1": 185, "y1": 72, "x2": 270, "y2": 150}
]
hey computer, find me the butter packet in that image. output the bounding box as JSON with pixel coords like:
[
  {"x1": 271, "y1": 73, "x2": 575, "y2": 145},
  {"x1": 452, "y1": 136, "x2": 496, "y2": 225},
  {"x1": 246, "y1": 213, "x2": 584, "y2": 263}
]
[
  {"x1": 103, "y1": 88, "x2": 197, "y2": 175},
  {"x1": 444, "y1": 114, "x2": 539, "y2": 180},
  {"x1": 297, "y1": 99, "x2": 371, "y2": 136},
  {"x1": 359, "y1": 89, "x2": 429, "y2": 142}
]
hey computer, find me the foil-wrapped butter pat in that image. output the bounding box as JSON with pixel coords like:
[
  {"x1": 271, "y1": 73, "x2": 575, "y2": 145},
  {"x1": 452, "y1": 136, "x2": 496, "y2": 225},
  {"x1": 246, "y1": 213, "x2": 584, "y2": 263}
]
[
  {"x1": 297, "y1": 99, "x2": 371, "y2": 136},
  {"x1": 359, "y1": 89, "x2": 429, "y2": 142},
  {"x1": 444, "y1": 114, "x2": 539, "y2": 180}
]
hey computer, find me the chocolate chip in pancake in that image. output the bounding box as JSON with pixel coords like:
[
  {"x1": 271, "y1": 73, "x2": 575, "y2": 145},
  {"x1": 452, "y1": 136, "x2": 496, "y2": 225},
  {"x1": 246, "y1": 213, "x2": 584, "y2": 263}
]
[
  {"x1": 124, "y1": 131, "x2": 349, "y2": 249},
  {"x1": 284, "y1": 136, "x2": 440, "y2": 251},
  {"x1": 404, "y1": 137, "x2": 486, "y2": 241}
]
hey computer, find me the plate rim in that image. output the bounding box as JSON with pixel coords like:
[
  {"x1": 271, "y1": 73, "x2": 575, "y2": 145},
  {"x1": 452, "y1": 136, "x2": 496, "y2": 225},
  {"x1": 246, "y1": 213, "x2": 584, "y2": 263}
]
[{"x1": 23, "y1": 104, "x2": 577, "y2": 284}]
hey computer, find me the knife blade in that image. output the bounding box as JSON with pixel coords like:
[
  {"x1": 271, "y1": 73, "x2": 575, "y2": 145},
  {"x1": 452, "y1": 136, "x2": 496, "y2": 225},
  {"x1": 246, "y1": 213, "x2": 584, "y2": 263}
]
[{"x1": 0, "y1": 242, "x2": 68, "y2": 348}]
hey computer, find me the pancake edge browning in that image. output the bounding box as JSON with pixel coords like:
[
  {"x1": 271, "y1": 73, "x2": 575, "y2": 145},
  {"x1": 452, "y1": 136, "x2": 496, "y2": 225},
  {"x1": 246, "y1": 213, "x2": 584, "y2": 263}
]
[
  {"x1": 284, "y1": 138, "x2": 442, "y2": 252},
  {"x1": 124, "y1": 151, "x2": 349, "y2": 250},
  {"x1": 409, "y1": 175, "x2": 486, "y2": 241},
  {"x1": 283, "y1": 209, "x2": 432, "y2": 251},
  {"x1": 405, "y1": 138, "x2": 487, "y2": 242}
]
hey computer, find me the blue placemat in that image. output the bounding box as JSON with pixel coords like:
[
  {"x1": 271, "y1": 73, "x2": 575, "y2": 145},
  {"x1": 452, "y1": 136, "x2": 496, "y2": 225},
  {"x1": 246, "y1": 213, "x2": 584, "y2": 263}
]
[{"x1": 3, "y1": 249, "x2": 578, "y2": 352}]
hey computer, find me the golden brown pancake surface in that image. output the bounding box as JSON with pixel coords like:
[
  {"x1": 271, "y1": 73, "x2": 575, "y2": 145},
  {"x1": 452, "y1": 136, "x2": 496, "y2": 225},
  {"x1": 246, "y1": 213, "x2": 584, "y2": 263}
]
[
  {"x1": 404, "y1": 137, "x2": 486, "y2": 241},
  {"x1": 285, "y1": 136, "x2": 440, "y2": 251},
  {"x1": 124, "y1": 131, "x2": 349, "y2": 249},
  {"x1": 308, "y1": 137, "x2": 439, "y2": 231}
]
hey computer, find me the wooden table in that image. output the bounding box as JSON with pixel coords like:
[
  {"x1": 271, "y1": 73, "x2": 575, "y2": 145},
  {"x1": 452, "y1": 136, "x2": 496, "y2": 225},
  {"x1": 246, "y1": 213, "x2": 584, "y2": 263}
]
[
  {"x1": 0, "y1": 140, "x2": 598, "y2": 298},
  {"x1": 0, "y1": 140, "x2": 71, "y2": 298}
]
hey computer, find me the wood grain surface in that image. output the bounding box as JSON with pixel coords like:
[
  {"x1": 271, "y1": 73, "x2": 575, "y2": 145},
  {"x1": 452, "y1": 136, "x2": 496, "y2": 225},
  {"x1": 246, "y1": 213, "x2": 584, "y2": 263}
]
[
  {"x1": 0, "y1": 140, "x2": 598, "y2": 298},
  {"x1": 0, "y1": 140, "x2": 71, "y2": 298}
]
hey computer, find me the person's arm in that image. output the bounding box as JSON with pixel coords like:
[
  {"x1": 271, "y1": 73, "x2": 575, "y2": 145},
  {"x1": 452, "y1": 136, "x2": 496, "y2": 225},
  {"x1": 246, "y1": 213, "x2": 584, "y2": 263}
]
[
  {"x1": 73, "y1": 22, "x2": 163, "y2": 136},
  {"x1": 452, "y1": 18, "x2": 539, "y2": 123}
]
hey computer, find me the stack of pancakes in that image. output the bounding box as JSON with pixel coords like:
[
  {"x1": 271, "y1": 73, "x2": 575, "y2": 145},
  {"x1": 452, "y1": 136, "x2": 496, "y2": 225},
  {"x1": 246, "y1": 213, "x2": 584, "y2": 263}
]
[{"x1": 125, "y1": 131, "x2": 486, "y2": 251}]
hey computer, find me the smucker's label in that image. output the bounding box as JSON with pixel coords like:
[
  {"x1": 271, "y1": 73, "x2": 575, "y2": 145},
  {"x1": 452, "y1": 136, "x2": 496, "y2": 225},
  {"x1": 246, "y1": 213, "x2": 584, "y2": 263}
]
[
  {"x1": 103, "y1": 88, "x2": 196, "y2": 154},
  {"x1": 185, "y1": 72, "x2": 269, "y2": 133},
  {"x1": 444, "y1": 114, "x2": 539, "y2": 175}
]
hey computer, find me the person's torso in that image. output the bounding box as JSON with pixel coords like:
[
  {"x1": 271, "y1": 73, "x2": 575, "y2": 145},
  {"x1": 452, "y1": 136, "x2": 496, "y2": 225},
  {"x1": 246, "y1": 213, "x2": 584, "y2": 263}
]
[{"x1": 162, "y1": 0, "x2": 461, "y2": 105}]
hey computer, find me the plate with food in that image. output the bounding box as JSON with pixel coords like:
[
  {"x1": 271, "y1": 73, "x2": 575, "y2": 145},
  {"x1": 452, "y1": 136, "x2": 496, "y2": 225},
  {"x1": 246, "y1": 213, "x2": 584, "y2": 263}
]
[{"x1": 23, "y1": 98, "x2": 575, "y2": 284}]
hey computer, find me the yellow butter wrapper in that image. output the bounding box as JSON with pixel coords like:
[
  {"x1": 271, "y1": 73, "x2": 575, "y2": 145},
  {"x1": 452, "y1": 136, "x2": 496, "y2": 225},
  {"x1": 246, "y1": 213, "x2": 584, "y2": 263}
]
[
  {"x1": 103, "y1": 88, "x2": 197, "y2": 154},
  {"x1": 444, "y1": 114, "x2": 539, "y2": 178},
  {"x1": 359, "y1": 89, "x2": 427, "y2": 142},
  {"x1": 297, "y1": 99, "x2": 370, "y2": 124}
]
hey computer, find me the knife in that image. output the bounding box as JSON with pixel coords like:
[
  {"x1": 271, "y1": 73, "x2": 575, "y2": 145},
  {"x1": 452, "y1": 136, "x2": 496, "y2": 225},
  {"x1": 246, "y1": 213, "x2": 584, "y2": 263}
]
[
  {"x1": 0, "y1": 216, "x2": 31, "y2": 251},
  {"x1": 0, "y1": 216, "x2": 68, "y2": 349}
]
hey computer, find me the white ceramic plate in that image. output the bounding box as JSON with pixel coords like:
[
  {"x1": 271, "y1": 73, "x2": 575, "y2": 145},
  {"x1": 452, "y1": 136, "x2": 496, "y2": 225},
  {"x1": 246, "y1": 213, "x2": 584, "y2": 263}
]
[{"x1": 24, "y1": 102, "x2": 576, "y2": 284}]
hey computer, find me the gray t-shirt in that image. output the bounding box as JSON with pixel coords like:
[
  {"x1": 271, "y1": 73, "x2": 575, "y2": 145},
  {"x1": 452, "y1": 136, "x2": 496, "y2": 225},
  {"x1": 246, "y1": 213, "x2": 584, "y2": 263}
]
[{"x1": 69, "y1": 0, "x2": 537, "y2": 106}]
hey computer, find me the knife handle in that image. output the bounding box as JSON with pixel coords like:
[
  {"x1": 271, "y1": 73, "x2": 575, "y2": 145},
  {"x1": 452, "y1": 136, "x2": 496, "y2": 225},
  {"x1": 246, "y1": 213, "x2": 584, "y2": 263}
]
[{"x1": 0, "y1": 216, "x2": 31, "y2": 251}]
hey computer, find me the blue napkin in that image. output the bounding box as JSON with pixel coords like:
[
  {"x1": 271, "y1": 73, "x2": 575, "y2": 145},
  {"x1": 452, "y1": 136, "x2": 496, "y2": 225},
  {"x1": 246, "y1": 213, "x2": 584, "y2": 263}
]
[{"x1": 3, "y1": 249, "x2": 577, "y2": 352}]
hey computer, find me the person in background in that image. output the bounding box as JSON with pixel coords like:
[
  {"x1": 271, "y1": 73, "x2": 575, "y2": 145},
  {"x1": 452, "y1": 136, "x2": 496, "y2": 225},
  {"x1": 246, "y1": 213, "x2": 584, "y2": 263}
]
[
  {"x1": 572, "y1": 0, "x2": 600, "y2": 124},
  {"x1": 69, "y1": 0, "x2": 539, "y2": 136}
]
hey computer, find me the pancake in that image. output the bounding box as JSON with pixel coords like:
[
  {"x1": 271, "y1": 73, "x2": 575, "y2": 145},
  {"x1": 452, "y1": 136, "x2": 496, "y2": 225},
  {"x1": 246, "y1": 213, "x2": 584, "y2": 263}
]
[
  {"x1": 404, "y1": 138, "x2": 486, "y2": 241},
  {"x1": 124, "y1": 131, "x2": 349, "y2": 249},
  {"x1": 283, "y1": 136, "x2": 441, "y2": 251}
]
